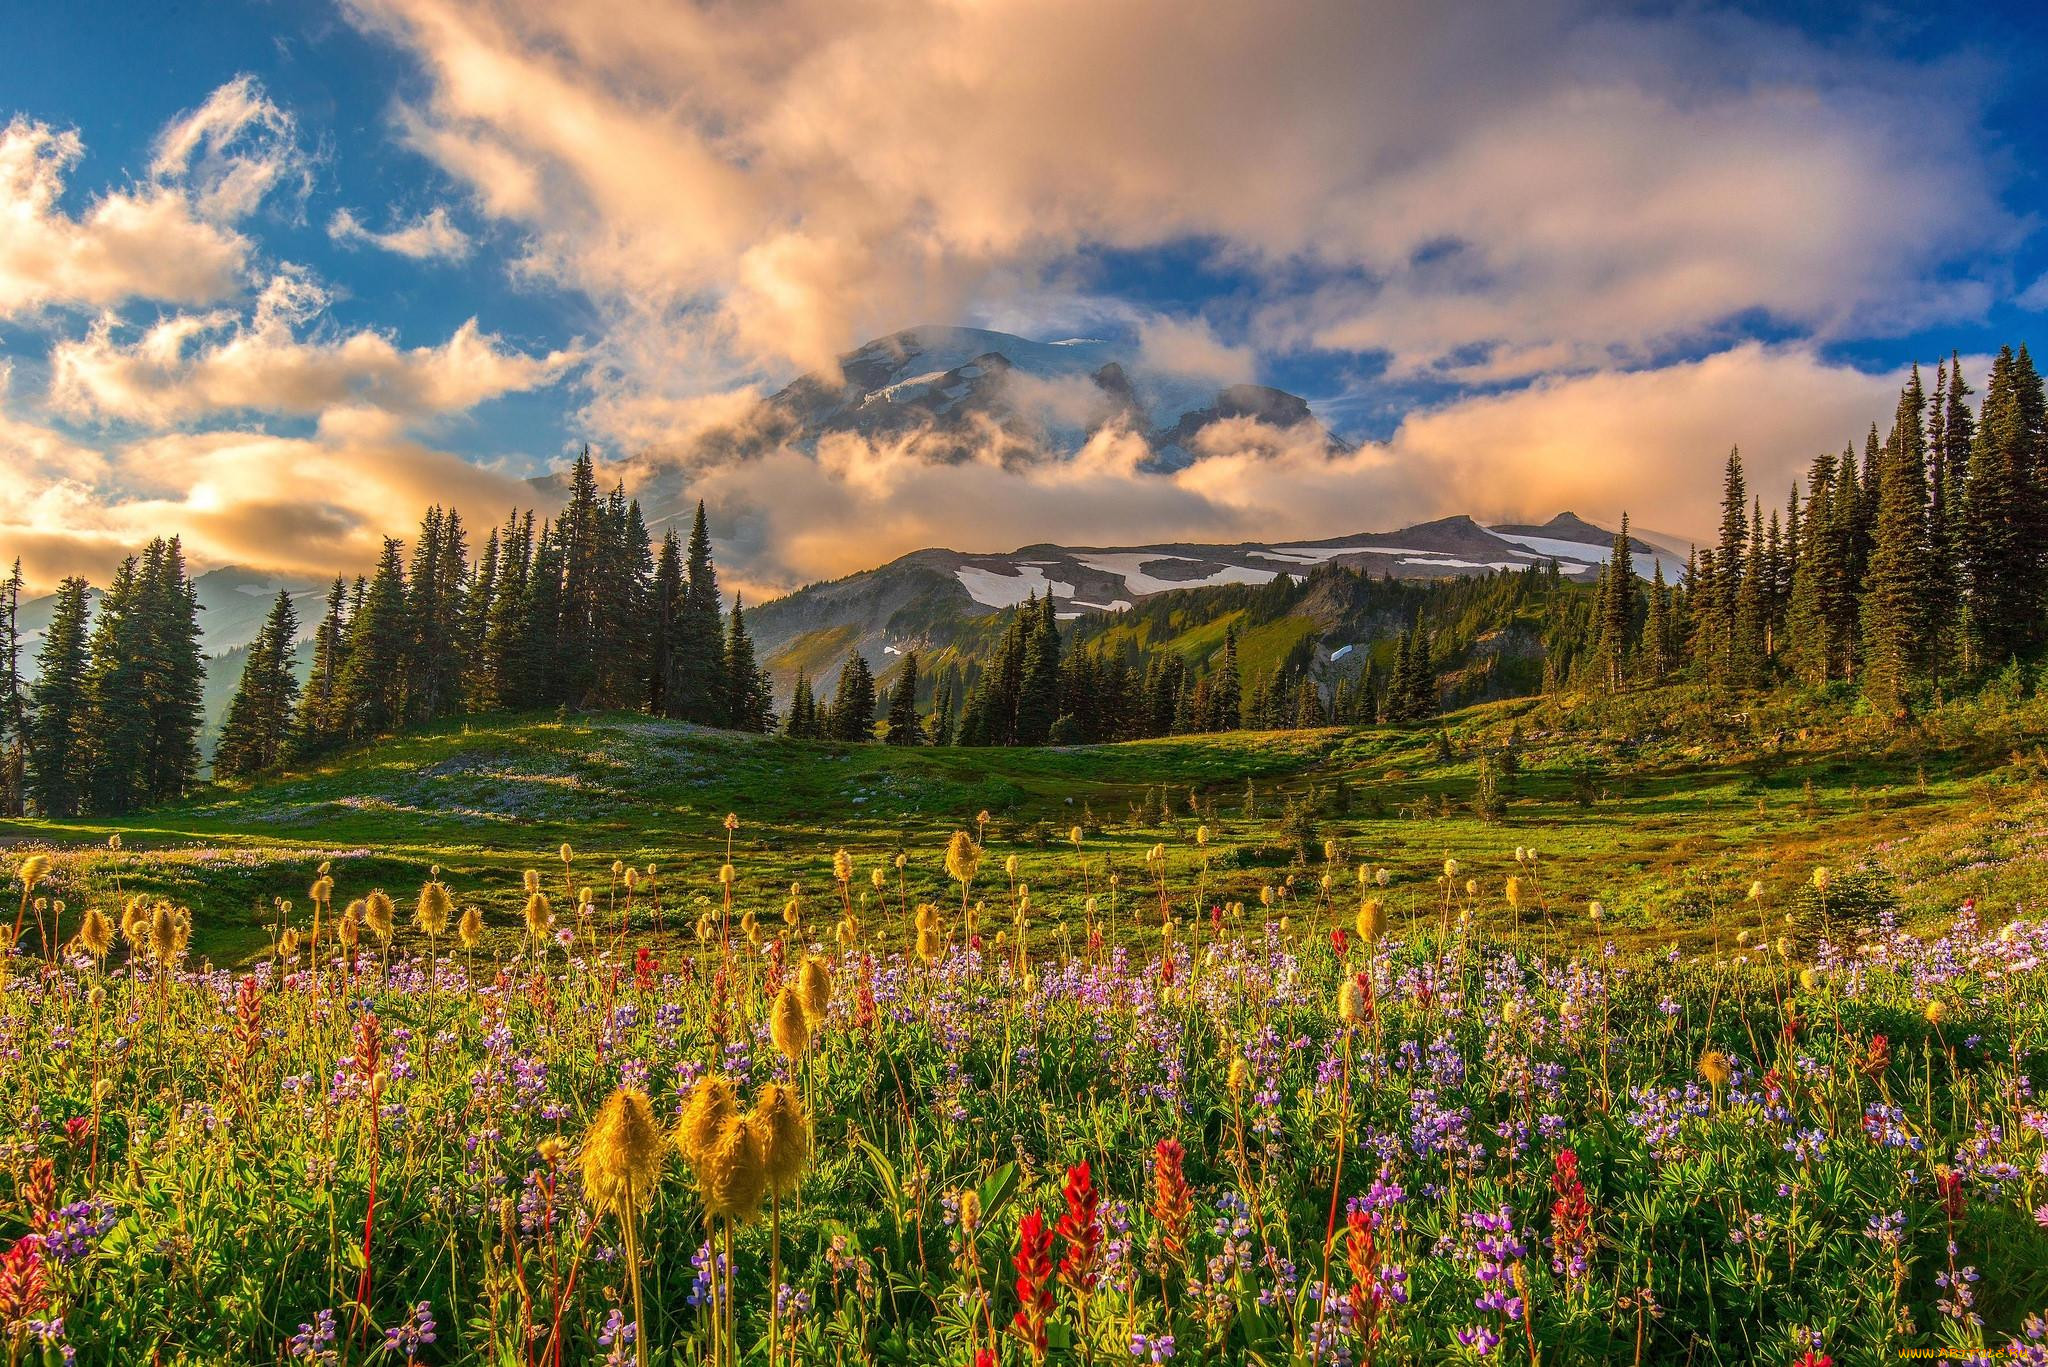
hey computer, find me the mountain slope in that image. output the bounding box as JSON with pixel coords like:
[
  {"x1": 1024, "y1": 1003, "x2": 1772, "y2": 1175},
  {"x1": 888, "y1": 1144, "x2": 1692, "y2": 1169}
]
[{"x1": 746, "y1": 511, "x2": 1683, "y2": 696}]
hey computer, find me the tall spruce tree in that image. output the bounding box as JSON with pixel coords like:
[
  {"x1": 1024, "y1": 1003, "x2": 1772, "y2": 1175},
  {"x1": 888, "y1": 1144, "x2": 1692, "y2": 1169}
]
[
  {"x1": 674, "y1": 503, "x2": 726, "y2": 724},
  {"x1": 1015, "y1": 595, "x2": 1061, "y2": 745},
  {"x1": 1861, "y1": 365, "x2": 1933, "y2": 712},
  {"x1": 721, "y1": 596, "x2": 773, "y2": 732},
  {"x1": 886, "y1": 650, "x2": 921, "y2": 745},
  {"x1": 215, "y1": 591, "x2": 302, "y2": 780},
  {"x1": 78, "y1": 559, "x2": 149, "y2": 814},
  {"x1": 25, "y1": 578, "x2": 90, "y2": 817},
  {"x1": 0, "y1": 561, "x2": 25, "y2": 816},
  {"x1": 137, "y1": 538, "x2": 206, "y2": 805},
  {"x1": 828, "y1": 652, "x2": 877, "y2": 741},
  {"x1": 294, "y1": 577, "x2": 351, "y2": 754},
  {"x1": 334, "y1": 538, "x2": 411, "y2": 742}
]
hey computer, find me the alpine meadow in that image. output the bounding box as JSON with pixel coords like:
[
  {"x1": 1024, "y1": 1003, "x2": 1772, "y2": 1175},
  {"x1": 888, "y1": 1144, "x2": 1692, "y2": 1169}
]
[{"x1": 6, "y1": 4, "x2": 2048, "y2": 1366}]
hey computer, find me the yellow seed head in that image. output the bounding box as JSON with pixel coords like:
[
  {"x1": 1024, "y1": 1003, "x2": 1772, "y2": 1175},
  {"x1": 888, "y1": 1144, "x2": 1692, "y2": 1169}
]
[
  {"x1": 958, "y1": 1189, "x2": 982, "y2": 1232},
  {"x1": 1356, "y1": 898, "x2": 1386, "y2": 942},
  {"x1": 1337, "y1": 978, "x2": 1366, "y2": 1024},
  {"x1": 523, "y1": 892, "x2": 554, "y2": 939},
  {"x1": 770, "y1": 985, "x2": 810, "y2": 1060},
  {"x1": 458, "y1": 905, "x2": 484, "y2": 949},
  {"x1": 797, "y1": 956, "x2": 833, "y2": 1026},
  {"x1": 699, "y1": 1115, "x2": 768, "y2": 1223},
  {"x1": 1924, "y1": 1000, "x2": 1949, "y2": 1027},
  {"x1": 752, "y1": 1083, "x2": 811, "y2": 1198},
  {"x1": 364, "y1": 890, "x2": 395, "y2": 942},
  {"x1": 415, "y1": 881, "x2": 454, "y2": 937},
  {"x1": 1226, "y1": 1057, "x2": 1251, "y2": 1093},
  {"x1": 524, "y1": 868, "x2": 541, "y2": 893},
  {"x1": 77, "y1": 906, "x2": 115, "y2": 959},
  {"x1": 1698, "y1": 1050, "x2": 1733, "y2": 1087},
  {"x1": 579, "y1": 1087, "x2": 665, "y2": 1217},
  {"x1": 679, "y1": 1075, "x2": 741, "y2": 1166},
  {"x1": 560, "y1": 843, "x2": 574, "y2": 864},
  {"x1": 945, "y1": 831, "x2": 980, "y2": 886},
  {"x1": 18, "y1": 854, "x2": 50, "y2": 891},
  {"x1": 1505, "y1": 876, "x2": 1524, "y2": 910}
]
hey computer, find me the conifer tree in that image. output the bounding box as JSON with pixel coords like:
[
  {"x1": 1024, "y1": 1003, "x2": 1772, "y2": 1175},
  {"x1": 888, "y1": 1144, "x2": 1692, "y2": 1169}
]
[
  {"x1": 1015, "y1": 595, "x2": 1061, "y2": 745},
  {"x1": 787, "y1": 669, "x2": 817, "y2": 739},
  {"x1": 334, "y1": 538, "x2": 411, "y2": 741},
  {"x1": 25, "y1": 578, "x2": 90, "y2": 817},
  {"x1": 1644, "y1": 559, "x2": 1673, "y2": 683},
  {"x1": 674, "y1": 502, "x2": 726, "y2": 724},
  {"x1": 215, "y1": 591, "x2": 302, "y2": 780},
  {"x1": 0, "y1": 561, "x2": 24, "y2": 816},
  {"x1": 828, "y1": 652, "x2": 877, "y2": 741},
  {"x1": 137, "y1": 537, "x2": 206, "y2": 805},
  {"x1": 294, "y1": 577, "x2": 351, "y2": 754},
  {"x1": 1595, "y1": 514, "x2": 1635, "y2": 691},
  {"x1": 78, "y1": 559, "x2": 148, "y2": 814},
  {"x1": 1211, "y1": 625, "x2": 1243, "y2": 730},
  {"x1": 721, "y1": 595, "x2": 773, "y2": 732},
  {"x1": 649, "y1": 530, "x2": 683, "y2": 716},
  {"x1": 1861, "y1": 365, "x2": 1933, "y2": 713},
  {"x1": 886, "y1": 650, "x2": 921, "y2": 745}
]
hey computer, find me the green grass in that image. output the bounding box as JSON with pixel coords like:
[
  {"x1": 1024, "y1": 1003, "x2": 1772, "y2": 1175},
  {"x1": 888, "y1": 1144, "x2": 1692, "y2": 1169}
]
[{"x1": 6, "y1": 683, "x2": 2047, "y2": 965}]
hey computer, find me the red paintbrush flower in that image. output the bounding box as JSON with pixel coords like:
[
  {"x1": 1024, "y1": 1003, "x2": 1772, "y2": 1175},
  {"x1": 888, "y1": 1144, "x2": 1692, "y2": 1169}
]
[
  {"x1": 1330, "y1": 927, "x2": 1349, "y2": 956},
  {"x1": 1344, "y1": 1208, "x2": 1388, "y2": 1342},
  {"x1": 1152, "y1": 1139, "x2": 1192, "y2": 1262},
  {"x1": 1055, "y1": 1160, "x2": 1101, "y2": 1292},
  {"x1": 0, "y1": 1237, "x2": 48, "y2": 1326},
  {"x1": 633, "y1": 946, "x2": 659, "y2": 993},
  {"x1": 1792, "y1": 1353, "x2": 1833, "y2": 1367},
  {"x1": 1550, "y1": 1147, "x2": 1593, "y2": 1278},
  {"x1": 1010, "y1": 1210, "x2": 1054, "y2": 1359}
]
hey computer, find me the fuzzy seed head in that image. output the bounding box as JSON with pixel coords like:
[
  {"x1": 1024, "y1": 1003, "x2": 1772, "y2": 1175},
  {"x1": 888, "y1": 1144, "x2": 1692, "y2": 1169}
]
[{"x1": 579, "y1": 1087, "x2": 665, "y2": 1217}]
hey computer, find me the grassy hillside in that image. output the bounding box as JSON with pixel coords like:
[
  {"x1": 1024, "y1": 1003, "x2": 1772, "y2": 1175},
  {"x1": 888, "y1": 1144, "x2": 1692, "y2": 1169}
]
[{"x1": 6, "y1": 679, "x2": 2045, "y2": 966}]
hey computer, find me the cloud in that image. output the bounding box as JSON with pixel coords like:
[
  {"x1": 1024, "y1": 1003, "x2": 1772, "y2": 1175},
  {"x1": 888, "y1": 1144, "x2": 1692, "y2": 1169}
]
[
  {"x1": 150, "y1": 74, "x2": 310, "y2": 223},
  {"x1": 2019, "y1": 272, "x2": 2048, "y2": 313},
  {"x1": 0, "y1": 117, "x2": 251, "y2": 318},
  {"x1": 1135, "y1": 316, "x2": 1255, "y2": 387},
  {"x1": 329, "y1": 204, "x2": 475, "y2": 261},
  {"x1": 47, "y1": 270, "x2": 580, "y2": 425},
  {"x1": 675, "y1": 343, "x2": 1907, "y2": 599},
  {"x1": 341, "y1": 0, "x2": 2008, "y2": 438},
  {"x1": 0, "y1": 373, "x2": 542, "y2": 591}
]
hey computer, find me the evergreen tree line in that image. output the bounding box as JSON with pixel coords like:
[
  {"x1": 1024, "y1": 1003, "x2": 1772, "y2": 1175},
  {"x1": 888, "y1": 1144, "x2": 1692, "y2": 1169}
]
[
  {"x1": 279, "y1": 452, "x2": 774, "y2": 770},
  {"x1": 1582, "y1": 345, "x2": 2048, "y2": 710},
  {"x1": 8, "y1": 541, "x2": 207, "y2": 817},
  {"x1": 0, "y1": 454, "x2": 776, "y2": 814}
]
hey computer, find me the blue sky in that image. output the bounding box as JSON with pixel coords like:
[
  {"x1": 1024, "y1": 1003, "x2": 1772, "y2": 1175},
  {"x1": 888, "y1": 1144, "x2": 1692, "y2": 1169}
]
[{"x1": 4, "y1": 0, "x2": 2048, "y2": 595}]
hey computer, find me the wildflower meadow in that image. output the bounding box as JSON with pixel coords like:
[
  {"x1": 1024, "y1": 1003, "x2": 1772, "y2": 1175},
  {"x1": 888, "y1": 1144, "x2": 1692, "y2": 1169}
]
[{"x1": 3, "y1": 828, "x2": 2047, "y2": 1367}]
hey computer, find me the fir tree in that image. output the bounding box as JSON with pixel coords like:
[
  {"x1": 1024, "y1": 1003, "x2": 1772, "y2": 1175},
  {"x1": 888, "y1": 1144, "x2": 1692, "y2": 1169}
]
[
  {"x1": 674, "y1": 502, "x2": 726, "y2": 724},
  {"x1": 334, "y1": 538, "x2": 411, "y2": 741},
  {"x1": 25, "y1": 578, "x2": 90, "y2": 817},
  {"x1": 136, "y1": 538, "x2": 207, "y2": 805},
  {"x1": 1015, "y1": 595, "x2": 1061, "y2": 745},
  {"x1": 828, "y1": 652, "x2": 877, "y2": 742},
  {"x1": 886, "y1": 650, "x2": 921, "y2": 745},
  {"x1": 649, "y1": 530, "x2": 683, "y2": 716},
  {"x1": 1861, "y1": 365, "x2": 1933, "y2": 713},
  {"x1": 0, "y1": 561, "x2": 25, "y2": 816},
  {"x1": 215, "y1": 591, "x2": 302, "y2": 780},
  {"x1": 721, "y1": 595, "x2": 773, "y2": 732},
  {"x1": 77, "y1": 559, "x2": 149, "y2": 814}
]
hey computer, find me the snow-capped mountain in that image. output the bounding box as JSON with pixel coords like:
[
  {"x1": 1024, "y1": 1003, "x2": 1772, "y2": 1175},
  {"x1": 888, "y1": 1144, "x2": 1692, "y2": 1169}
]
[
  {"x1": 745, "y1": 511, "x2": 1685, "y2": 693},
  {"x1": 654, "y1": 324, "x2": 1350, "y2": 479}
]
